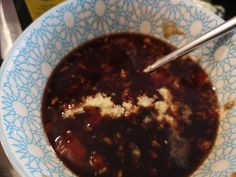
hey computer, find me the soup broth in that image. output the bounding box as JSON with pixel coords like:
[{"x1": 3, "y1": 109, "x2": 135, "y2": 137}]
[{"x1": 42, "y1": 33, "x2": 219, "y2": 177}]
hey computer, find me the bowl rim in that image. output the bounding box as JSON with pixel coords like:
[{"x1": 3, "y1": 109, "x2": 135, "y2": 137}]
[
  {"x1": 0, "y1": 1, "x2": 71, "y2": 176},
  {"x1": 0, "y1": 0, "x2": 225, "y2": 176}
]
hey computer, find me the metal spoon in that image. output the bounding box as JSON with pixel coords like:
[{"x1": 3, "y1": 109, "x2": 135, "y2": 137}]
[{"x1": 144, "y1": 17, "x2": 236, "y2": 73}]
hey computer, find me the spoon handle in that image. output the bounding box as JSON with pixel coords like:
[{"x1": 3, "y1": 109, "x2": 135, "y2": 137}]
[{"x1": 144, "y1": 17, "x2": 236, "y2": 73}]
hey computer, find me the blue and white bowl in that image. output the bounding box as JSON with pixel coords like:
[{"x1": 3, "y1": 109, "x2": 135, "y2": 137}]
[{"x1": 0, "y1": 0, "x2": 235, "y2": 176}]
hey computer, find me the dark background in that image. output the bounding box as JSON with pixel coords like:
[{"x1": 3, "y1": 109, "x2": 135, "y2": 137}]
[{"x1": 212, "y1": 0, "x2": 236, "y2": 19}]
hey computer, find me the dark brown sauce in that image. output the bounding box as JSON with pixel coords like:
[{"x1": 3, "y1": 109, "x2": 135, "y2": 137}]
[
  {"x1": 162, "y1": 21, "x2": 183, "y2": 39},
  {"x1": 223, "y1": 100, "x2": 235, "y2": 111},
  {"x1": 231, "y1": 172, "x2": 236, "y2": 177},
  {"x1": 42, "y1": 33, "x2": 219, "y2": 177}
]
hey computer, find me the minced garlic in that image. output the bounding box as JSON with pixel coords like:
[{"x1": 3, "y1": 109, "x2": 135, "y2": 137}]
[
  {"x1": 63, "y1": 105, "x2": 84, "y2": 118},
  {"x1": 84, "y1": 93, "x2": 114, "y2": 111},
  {"x1": 122, "y1": 101, "x2": 138, "y2": 116},
  {"x1": 137, "y1": 95, "x2": 154, "y2": 107},
  {"x1": 122, "y1": 101, "x2": 132, "y2": 110},
  {"x1": 64, "y1": 92, "x2": 125, "y2": 118},
  {"x1": 154, "y1": 101, "x2": 168, "y2": 114},
  {"x1": 158, "y1": 87, "x2": 172, "y2": 102},
  {"x1": 63, "y1": 89, "x2": 181, "y2": 126}
]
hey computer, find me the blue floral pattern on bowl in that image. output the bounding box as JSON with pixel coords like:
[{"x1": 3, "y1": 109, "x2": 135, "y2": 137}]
[{"x1": 0, "y1": 0, "x2": 235, "y2": 176}]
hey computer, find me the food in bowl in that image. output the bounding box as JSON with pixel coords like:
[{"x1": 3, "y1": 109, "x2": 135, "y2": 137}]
[{"x1": 42, "y1": 33, "x2": 219, "y2": 177}]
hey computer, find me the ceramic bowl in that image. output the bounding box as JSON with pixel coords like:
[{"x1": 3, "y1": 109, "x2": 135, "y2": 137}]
[{"x1": 0, "y1": 0, "x2": 235, "y2": 176}]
